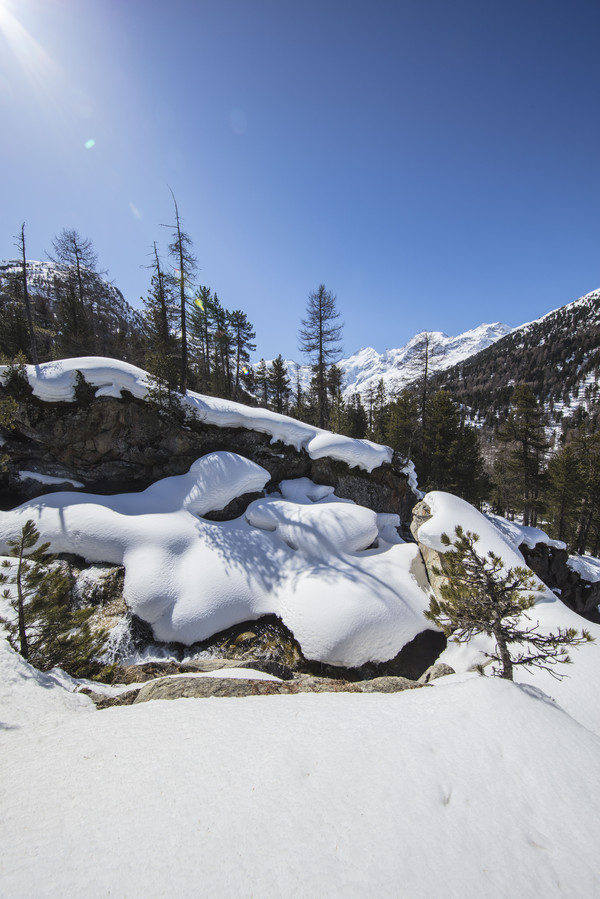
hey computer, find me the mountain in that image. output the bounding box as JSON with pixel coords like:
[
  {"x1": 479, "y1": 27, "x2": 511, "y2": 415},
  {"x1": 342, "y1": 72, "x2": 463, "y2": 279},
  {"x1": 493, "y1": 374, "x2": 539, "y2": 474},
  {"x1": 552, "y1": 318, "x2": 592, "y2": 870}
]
[
  {"x1": 274, "y1": 322, "x2": 512, "y2": 399},
  {"x1": 432, "y1": 287, "x2": 600, "y2": 431},
  {"x1": 0, "y1": 259, "x2": 144, "y2": 363}
]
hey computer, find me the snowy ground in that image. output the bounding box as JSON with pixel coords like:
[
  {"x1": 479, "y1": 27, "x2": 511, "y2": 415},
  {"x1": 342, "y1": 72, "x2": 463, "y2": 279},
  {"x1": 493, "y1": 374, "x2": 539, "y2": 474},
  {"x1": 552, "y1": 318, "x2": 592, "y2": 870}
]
[
  {"x1": 2, "y1": 358, "x2": 600, "y2": 896},
  {"x1": 1, "y1": 638, "x2": 600, "y2": 899}
]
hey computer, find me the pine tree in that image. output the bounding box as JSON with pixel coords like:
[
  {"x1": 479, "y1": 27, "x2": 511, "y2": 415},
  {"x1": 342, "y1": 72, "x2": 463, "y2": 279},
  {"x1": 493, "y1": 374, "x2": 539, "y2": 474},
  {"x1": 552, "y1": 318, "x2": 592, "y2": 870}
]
[
  {"x1": 545, "y1": 442, "x2": 583, "y2": 544},
  {"x1": 142, "y1": 244, "x2": 180, "y2": 408},
  {"x1": 210, "y1": 294, "x2": 233, "y2": 398},
  {"x1": 571, "y1": 427, "x2": 600, "y2": 555},
  {"x1": 268, "y1": 355, "x2": 291, "y2": 413},
  {"x1": 496, "y1": 384, "x2": 550, "y2": 526},
  {"x1": 0, "y1": 519, "x2": 109, "y2": 678},
  {"x1": 344, "y1": 392, "x2": 368, "y2": 438},
  {"x1": 298, "y1": 284, "x2": 343, "y2": 429},
  {"x1": 385, "y1": 389, "x2": 420, "y2": 461},
  {"x1": 425, "y1": 526, "x2": 593, "y2": 680},
  {"x1": 254, "y1": 358, "x2": 270, "y2": 408},
  {"x1": 371, "y1": 378, "x2": 389, "y2": 443},
  {"x1": 228, "y1": 310, "x2": 256, "y2": 400},
  {"x1": 188, "y1": 286, "x2": 214, "y2": 391}
]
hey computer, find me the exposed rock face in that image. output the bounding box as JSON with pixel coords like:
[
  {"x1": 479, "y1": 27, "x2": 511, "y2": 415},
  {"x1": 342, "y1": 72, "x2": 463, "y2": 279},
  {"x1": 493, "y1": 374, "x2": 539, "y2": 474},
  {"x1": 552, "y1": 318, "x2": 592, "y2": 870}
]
[
  {"x1": 130, "y1": 672, "x2": 422, "y2": 704},
  {"x1": 410, "y1": 499, "x2": 447, "y2": 598},
  {"x1": 0, "y1": 392, "x2": 416, "y2": 531},
  {"x1": 519, "y1": 543, "x2": 600, "y2": 623}
]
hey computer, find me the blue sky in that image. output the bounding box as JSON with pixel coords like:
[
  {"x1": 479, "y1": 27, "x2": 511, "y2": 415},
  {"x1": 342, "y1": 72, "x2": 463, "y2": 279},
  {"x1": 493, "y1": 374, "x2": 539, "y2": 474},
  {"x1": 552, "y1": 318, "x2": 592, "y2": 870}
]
[{"x1": 1, "y1": 0, "x2": 599, "y2": 362}]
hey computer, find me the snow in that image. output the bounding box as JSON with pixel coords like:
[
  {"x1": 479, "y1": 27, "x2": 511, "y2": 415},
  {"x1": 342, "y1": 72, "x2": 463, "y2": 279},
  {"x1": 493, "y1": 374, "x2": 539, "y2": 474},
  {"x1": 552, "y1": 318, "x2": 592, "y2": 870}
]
[
  {"x1": 414, "y1": 491, "x2": 600, "y2": 734},
  {"x1": 0, "y1": 452, "x2": 432, "y2": 668},
  {"x1": 0, "y1": 357, "x2": 392, "y2": 472},
  {"x1": 2, "y1": 637, "x2": 600, "y2": 898},
  {"x1": 486, "y1": 512, "x2": 567, "y2": 550},
  {"x1": 335, "y1": 322, "x2": 512, "y2": 399},
  {"x1": 567, "y1": 554, "x2": 600, "y2": 583},
  {"x1": 2, "y1": 473, "x2": 600, "y2": 895},
  {"x1": 18, "y1": 470, "x2": 85, "y2": 488}
]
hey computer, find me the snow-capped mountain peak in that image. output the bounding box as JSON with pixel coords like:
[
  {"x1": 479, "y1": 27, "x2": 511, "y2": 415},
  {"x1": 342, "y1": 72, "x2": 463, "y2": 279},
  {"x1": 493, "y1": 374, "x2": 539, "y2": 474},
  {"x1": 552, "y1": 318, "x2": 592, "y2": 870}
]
[{"x1": 337, "y1": 322, "x2": 512, "y2": 397}]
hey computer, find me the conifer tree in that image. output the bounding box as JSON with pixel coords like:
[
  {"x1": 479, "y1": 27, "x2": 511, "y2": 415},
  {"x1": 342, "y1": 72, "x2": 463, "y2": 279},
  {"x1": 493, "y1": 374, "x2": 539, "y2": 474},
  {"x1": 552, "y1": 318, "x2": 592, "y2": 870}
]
[
  {"x1": 268, "y1": 355, "x2": 291, "y2": 414},
  {"x1": 545, "y1": 442, "x2": 583, "y2": 544},
  {"x1": 496, "y1": 384, "x2": 550, "y2": 526},
  {"x1": 188, "y1": 286, "x2": 214, "y2": 391},
  {"x1": 163, "y1": 190, "x2": 197, "y2": 393},
  {"x1": 0, "y1": 519, "x2": 109, "y2": 678},
  {"x1": 14, "y1": 223, "x2": 38, "y2": 364},
  {"x1": 298, "y1": 284, "x2": 343, "y2": 429},
  {"x1": 425, "y1": 526, "x2": 593, "y2": 680},
  {"x1": 254, "y1": 358, "x2": 270, "y2": 407},
  {"x1": 228, "y1": 310, "x2": 256, "y2": 400},
  {"x1": 50, "y1": 229, "x2": 101, "y2": 349},
  {"x1": 344, "y1": 393, "x2": 368, "y2": 438},
  {"x1": 385, "y1": 389, "x2": 420, "y2": 461},
  {"x1": 142, "y1": 244, "x2": 180, "y2": 408}
]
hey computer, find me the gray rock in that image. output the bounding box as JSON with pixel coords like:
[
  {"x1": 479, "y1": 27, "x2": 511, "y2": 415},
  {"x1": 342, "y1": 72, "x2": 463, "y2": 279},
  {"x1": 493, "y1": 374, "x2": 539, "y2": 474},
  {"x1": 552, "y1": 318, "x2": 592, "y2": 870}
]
[
  {"x1": 355, "y1": 676, "x2": 420, "y2": 693},
  {"x1": 418, "y1": 663, "x2": 455, "y2": 684}
]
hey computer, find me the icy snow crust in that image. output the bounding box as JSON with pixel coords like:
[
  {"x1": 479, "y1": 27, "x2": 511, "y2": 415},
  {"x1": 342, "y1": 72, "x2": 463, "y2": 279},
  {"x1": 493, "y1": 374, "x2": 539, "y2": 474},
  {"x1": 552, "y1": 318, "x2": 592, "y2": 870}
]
[
  {"x1": 0, "y1": 454, "x2": 431, "y2": 668},
  {"x1": 1, "y1": 356, "x2": 392, "y2": 472}
]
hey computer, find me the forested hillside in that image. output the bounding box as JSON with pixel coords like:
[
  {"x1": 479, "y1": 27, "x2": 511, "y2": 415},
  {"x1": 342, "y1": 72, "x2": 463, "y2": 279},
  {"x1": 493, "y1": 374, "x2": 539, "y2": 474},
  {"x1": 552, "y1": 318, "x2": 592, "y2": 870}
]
[{"x1": 432, "y1": 288, "x2": 600, "y2": 433}]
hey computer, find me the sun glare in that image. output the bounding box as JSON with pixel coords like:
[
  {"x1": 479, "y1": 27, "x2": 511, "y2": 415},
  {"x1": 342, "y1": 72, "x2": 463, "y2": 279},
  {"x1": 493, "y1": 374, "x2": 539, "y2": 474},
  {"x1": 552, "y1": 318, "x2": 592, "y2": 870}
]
[{"x1": 0, "y1": 0, "x2": 63, "y2": 103}]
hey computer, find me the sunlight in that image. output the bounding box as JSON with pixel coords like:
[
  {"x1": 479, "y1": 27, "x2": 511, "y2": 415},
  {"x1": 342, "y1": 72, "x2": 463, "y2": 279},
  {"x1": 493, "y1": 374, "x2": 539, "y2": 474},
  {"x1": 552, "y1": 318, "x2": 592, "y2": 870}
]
[{"x1": 0, "y1": 0, "x2": 62, "y2": 99}]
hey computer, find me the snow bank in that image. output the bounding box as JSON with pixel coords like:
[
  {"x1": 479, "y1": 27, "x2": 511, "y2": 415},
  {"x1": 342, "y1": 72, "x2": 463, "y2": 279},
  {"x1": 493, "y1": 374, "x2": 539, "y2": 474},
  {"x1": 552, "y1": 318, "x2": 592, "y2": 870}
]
[
  {"x1": 18, "y1": 470, "x2": 85, "y2": 488},
  {"x1": 0, "y1": 453, "x2": 432, "y2": 668},
  {"x1": 486, "y1": 512, "x2": 567, "y2": 551},
  {"x1": 2, "y1": 640, "x2": 600, "y2": 898},
  {"x1": 415, "y1": 491, "x2": 600, "y2": 734},
  {"x1": 2, "y1": 356, "x2": 393, "y2": 472},
  {"x1": 567, "y1": 554, "x2": 600, "y2": 583}
]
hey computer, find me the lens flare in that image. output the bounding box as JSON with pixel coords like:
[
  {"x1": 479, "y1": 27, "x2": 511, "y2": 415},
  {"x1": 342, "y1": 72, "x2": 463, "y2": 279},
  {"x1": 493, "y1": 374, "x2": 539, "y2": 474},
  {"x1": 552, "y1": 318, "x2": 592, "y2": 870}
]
[
  {"x1": 84, "y1": 138, "x2": 95, "y2": 149},
  {"x1": 194, "y1": 297, "x2": 205, "y2": 311}
]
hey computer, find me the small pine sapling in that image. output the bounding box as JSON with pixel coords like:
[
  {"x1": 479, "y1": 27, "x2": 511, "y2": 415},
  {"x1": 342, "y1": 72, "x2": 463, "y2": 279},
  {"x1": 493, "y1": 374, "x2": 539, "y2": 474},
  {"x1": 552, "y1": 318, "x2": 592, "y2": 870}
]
[
  {"x1": 425, "y1": 525, "x2": 593, "y2": 680},
  {"x1": 0, "y1": 519, "x2": 109, "y2": 678}
]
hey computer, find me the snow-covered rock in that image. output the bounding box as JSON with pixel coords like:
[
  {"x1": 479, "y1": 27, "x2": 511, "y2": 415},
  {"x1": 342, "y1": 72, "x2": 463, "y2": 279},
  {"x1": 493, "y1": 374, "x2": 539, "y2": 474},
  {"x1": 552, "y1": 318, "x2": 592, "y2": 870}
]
[{"x1": 0, "y1": 454, "x2": 433, "y2": 669}]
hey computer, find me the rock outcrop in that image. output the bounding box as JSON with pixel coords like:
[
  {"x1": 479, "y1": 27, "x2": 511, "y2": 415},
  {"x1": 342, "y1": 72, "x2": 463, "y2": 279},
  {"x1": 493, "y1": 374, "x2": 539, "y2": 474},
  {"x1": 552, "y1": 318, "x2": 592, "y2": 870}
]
[
  {"x1": 0, "y1": 390, "x2": 416, "y2": 530},
  {"x1": 519, "y1": 543, "x2": 600, "y2": 623}
]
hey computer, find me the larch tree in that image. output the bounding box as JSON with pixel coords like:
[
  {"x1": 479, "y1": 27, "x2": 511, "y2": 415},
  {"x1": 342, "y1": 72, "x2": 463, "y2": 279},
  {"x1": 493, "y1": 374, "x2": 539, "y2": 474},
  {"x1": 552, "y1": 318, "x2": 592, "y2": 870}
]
[
  {"x1": 163, "y1": 189, "x2": 196, "y2": 394},
  {"x1": 142, "y1": 243, "x2": 180, "y2": 407},
  {"x1": 50, "y1": 228, "x2": 100, "y2": 354},
  {"x1": 298, "y1": 284, "x2": 343, "y2": 429},
  {"x1": 14, "y1": 223, "x2": 38, "y2": 364}
]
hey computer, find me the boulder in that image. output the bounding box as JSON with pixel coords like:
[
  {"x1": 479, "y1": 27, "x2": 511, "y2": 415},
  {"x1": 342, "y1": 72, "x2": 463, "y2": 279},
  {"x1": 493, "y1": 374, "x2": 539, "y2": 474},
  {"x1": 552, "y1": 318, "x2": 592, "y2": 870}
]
[{"x1": 418, "y1": 663, "x2": 456, "y2": 684}]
